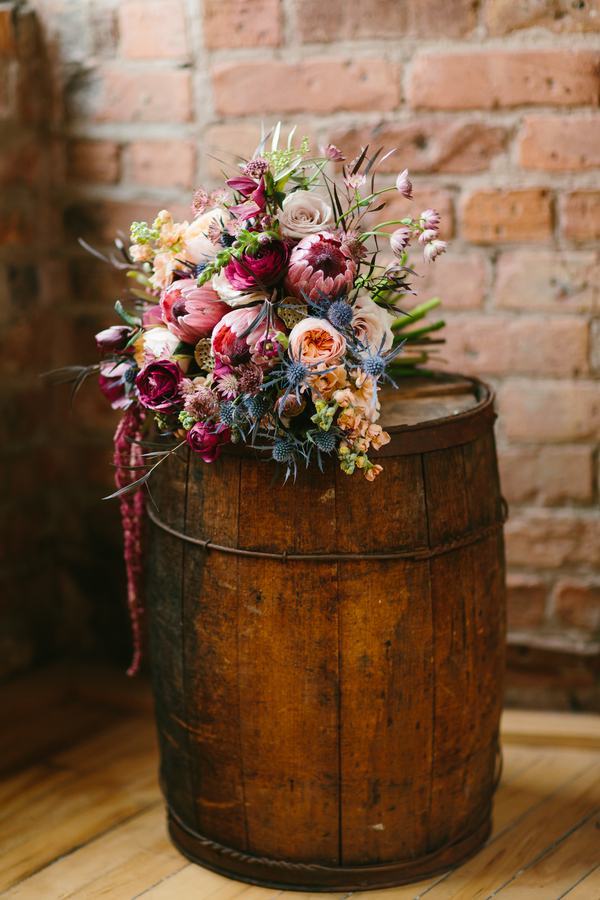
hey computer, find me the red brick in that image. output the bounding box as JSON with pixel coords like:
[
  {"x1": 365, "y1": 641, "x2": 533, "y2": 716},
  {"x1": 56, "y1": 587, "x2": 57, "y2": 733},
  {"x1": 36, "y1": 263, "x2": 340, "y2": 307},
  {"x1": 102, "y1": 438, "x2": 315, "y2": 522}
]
[
  {"x1": 118, "y1": 1, "x2": 188, "y2": 59},
  {"x1": 329, "y1": 120, "x2": 506, "y2": 175},
  {"x1": 499, "y1": 446, "x2": 594, "y2": 505},
  {"x1": 501, "y1": 380, "x2": 600, "y2": 442},
  {"x1": 505, "y1": 510, "x2": 600, "y2": 568},
  {"x1": 436, "y1": 315, "x2": 588, "y2": 378},
  {"x1": 462, "y1": 190, "x2": 552, "y2": 244},
  {"x1": 554, "y1": 579, "x2": 600, "y2": 632},
  {"x1": 294, "y1": 0, "x2": 476, "y2": 41},
  {"x1": 96, "y1": 68, "x2": 191, "y2": 122},
  {"x1": 68, "y1": 140, "x2": 120, "y2": 183},
  {"x1": 212, "y1": 59, "x2": 400, "y2": 116},
  {"x1": 561, "y1": 192, "x2": 600, "y2": 241},
  {"x1": 129, "y1": 140, "x2": 195, "y2": 189},
  {"x1": 0, "y1": 142, "x2": 40, "y2": 187},
  {"x1": 408, "y1": 49, "x2": 600, "y2": 110},
  {"x1": 0, "y1": 211, "x2": 34, "y2": 246},
  {"x1": 494, "y1": 251, "x2": 599, "y2": 314},
  {"x1": 0, "y1": 8, "x2": 16, "y2": 56},
  {"x1": 486, "y1": 0, "x2": 600, "y2": 35},
  {"x1": 520, "y1": 116, "x2": 600, "y2": 171},
  {"x1": 204, "y1": 123, "x2": 316, "y2": 180},
  {"x1": 410, "y1": 253, "x2": 487, "y2": 310},
  {"x1": 204, "y1": 0, "x2": 281, "y2": 48},
  {"x1": 373, "y1": 187, "x2": 454, "y2": 240},
  {"x1": 506, "y1": 574, "x2": 547, "y2": 629},
  {"x1": 592, "y1": 319, "x2": 600, "y2": 374}
]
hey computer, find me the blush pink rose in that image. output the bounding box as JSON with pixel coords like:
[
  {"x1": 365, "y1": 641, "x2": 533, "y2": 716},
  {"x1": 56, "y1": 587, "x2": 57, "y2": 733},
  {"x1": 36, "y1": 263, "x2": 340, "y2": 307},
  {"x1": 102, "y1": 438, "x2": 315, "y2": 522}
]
[
  {"x1": 288, "y1": 317, "x2": 346, "y2": 366},
  {"x1": 160, "y1": 278, "x2": 230, "y2": 344}
]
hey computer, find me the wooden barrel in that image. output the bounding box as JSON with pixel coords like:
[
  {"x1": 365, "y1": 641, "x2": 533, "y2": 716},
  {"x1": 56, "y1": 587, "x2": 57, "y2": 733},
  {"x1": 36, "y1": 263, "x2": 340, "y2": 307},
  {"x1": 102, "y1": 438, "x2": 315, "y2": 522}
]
[{"x1": 146, "y1": 374, "x2": 506, "y2": 891}]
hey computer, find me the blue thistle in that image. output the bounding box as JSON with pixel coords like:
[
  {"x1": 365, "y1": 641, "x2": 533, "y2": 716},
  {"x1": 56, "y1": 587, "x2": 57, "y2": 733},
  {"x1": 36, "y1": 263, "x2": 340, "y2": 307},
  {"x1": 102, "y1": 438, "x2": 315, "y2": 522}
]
[
  {"x1": 360, "y1": 353, "x2": 387, "y2": 379},
  {"x1": 219, "y1": 401, "x2": 237, "y2": 427},
  {"x1": 272, "y1": 437, "x2": 297, "y2": 463},
  {"x1": 312, "y1": 429, "x2": 338, "y2": 453},
  {"x1": 326, "y1": 300, "x2": 353, "y2": 331},
  {"x1": 245, "y1": 394, "x2": 271, "y2": 419}
]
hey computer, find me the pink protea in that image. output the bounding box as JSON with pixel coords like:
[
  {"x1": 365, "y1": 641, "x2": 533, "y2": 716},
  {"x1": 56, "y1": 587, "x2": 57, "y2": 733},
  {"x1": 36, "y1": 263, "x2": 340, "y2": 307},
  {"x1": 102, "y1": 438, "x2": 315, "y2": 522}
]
[
  {"x1": 285, "y1": 231, "x2": 357, "y2": 301},
  {"x1": 212, "y1": 305, "x2": 286, "y2": 368},
  {"x1": 160, "y1": 278, "x2": 230, "y2": 344}
]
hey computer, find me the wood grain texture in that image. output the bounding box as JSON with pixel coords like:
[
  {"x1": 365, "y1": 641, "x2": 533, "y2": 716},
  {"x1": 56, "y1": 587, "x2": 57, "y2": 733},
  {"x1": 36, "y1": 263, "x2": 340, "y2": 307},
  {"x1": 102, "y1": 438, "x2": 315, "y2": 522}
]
[
  {"x1": 335, "y1": 456, "x2": 434, "y2": 864},
  {"x1": 144, "y1": 390, "x2": 507, "y2": 884},
  {"x1": 147, "y1": 450, "x2": 195, "y2": 827},
  {"x1": 4, "y1": 667, "x2": 600, "y2": 900},
  {"x1": 236, "y1": 459, "x2": 340, "y2": 864},
  {"x1": 182, "y1": 453, "x2": 246, "y2": 847},
  {"x1": 422, "y1": 434, "x2": 505, "y2": 854}
]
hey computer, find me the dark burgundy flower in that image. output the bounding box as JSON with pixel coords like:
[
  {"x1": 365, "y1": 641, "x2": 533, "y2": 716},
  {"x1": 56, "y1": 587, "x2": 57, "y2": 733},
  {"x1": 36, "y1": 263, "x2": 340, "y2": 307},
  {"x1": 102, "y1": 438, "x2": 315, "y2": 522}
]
[
  {"x1": 135, "y1": 359, "x2": 183, "y2": 412},
  {"x1": 186, "y1": 422, "x2": 231, "y2": 462},
  {"x1": 224, "y1": 239, "x2": 289, "y2": 291},
  {"x1": 95, "y1": 326, "x2": 132, "y2": 353}
]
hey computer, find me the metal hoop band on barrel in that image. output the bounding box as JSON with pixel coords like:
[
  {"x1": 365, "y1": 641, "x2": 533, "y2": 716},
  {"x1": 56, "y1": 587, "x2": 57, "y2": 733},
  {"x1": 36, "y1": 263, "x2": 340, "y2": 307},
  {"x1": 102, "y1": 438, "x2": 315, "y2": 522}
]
[{"x1": 147, "y1": 498, "x2": 508, "y2": 564}]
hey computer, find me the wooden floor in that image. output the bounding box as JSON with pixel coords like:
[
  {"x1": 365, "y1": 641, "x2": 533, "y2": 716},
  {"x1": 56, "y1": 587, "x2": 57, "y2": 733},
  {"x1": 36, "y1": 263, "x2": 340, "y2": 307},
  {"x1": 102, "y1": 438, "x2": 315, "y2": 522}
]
[{"x1": 2, "y1": 666, "x2": 600, "y2": 900}]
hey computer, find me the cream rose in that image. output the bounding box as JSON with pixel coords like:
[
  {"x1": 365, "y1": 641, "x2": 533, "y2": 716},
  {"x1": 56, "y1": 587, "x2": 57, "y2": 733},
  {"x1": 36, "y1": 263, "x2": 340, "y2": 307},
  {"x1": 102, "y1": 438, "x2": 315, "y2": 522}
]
[
  {"x1": 211, "y1": 270, "x2": 268, "y2": 308},
  {"x1": 351, "y1": 293, "x2": 395, "y2": 353},
  {"x1": 279, "y1": 192, "x2": 334, "y2": 240},
  {"x1": 182, "y1": 209, "x2": 230, "y2": 264},
  {"x1": 288, "y1": 317, "x2": 346, "y2": 366},
  {"x1": 137, "y1": 326, "x2": 189, "y2": 372}
]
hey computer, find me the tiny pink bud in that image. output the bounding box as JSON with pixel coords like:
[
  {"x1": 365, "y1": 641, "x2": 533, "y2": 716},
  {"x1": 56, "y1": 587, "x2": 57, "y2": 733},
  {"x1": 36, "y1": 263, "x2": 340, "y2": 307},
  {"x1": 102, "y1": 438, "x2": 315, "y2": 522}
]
[
  {"x1": 390, "y1": 227, "x2": 412, "y2": 257},
  {"x1": 343, "y1": 173, "x2": 366, "y2": 190},
  {"x1": 423, "y1": 240, "x2": 448, "y2": 263},
  {"x1": 319, "y1": 143, "x2": 345, "y2": 161},
  {"x1": 421, "y1": 208, "x2": 440, "y2": 231},
  {"x1": 395, "y1": 169, "x2": 413, "y2": 200}
]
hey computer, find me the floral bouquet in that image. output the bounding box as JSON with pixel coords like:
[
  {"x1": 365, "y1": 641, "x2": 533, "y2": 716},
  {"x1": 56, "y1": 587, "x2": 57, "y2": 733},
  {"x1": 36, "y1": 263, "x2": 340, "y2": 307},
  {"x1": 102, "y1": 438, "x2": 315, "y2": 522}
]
[
  {"x1": 88, "y1": 126, "x2": 447, "y2": 490},
  {"x1": 55, "y1": 127, "x2": 448, "y2": 671}
]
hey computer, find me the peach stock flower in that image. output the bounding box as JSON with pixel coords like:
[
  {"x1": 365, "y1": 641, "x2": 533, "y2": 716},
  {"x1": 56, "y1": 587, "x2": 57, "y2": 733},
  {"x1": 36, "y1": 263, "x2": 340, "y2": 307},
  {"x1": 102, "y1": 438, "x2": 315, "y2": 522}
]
[
  {"x1": 288, "y1": 317, "x2": 346, "y2": 366},
  {"x1": 307, "y1": 363, "x2": 348, "y2": 401}
]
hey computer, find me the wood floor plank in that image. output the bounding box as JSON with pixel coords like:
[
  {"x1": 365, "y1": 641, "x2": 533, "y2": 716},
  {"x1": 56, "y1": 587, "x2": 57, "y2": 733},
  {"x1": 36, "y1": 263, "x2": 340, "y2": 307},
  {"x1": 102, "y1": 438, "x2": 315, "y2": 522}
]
[
  {"x1": 417, "y1": 757, "x2": 600, "y2": 900},
  {"x1": 498, "y1": 745, "x2": 546, "y2": 785},
  {"x1": 556, "y1": 861, "x2": 600, "y2": 899},
  {"x1": 0, "y1": 702, "x2": 115, "y2": 775},
  {"x1": 501, "y1": 710, "x2": 600, "y2": 750},
  {"x1": 0, "y1": 804, "x2": 173, "y2": 900},
  {"x1": 491, "y1": 748, "x2": 599, "y2": 837},
  {"x1": 0, "y1": 721, "x2": 160, "y2": 891},
  {"x1": 131, "y1": 865, "x2": 280, "y2": 900},
  {"x1": 491, "y1": 806, "x2": 600, "y2": 899}
]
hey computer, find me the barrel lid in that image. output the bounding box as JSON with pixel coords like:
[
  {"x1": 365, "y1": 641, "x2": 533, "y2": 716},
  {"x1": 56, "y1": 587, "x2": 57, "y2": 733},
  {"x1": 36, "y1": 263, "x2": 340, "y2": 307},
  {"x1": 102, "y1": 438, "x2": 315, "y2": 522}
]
[{"x1": 374, "y1": 374, "x2": 495, "y2": 457}]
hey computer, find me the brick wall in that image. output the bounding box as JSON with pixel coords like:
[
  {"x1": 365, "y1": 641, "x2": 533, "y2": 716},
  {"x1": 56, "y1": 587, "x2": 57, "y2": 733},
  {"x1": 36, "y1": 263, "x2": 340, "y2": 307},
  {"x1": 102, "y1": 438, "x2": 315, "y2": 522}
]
[{"x1": 5, "y1": 0, "x2": 600, "y2": 699}]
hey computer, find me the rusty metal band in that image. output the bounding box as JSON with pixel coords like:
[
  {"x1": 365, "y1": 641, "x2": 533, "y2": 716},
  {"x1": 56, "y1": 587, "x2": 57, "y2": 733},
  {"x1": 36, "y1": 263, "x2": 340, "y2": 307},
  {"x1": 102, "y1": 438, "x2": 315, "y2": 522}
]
[{"x1": 147, "y1": 499, "x2": 507, "y2": 564}]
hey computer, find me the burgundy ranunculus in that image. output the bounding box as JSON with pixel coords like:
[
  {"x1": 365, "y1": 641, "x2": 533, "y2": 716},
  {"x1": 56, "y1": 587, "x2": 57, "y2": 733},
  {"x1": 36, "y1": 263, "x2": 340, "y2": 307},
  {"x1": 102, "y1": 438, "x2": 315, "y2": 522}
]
[
  {"x1": 224, "y1": 239, "x2": 289, "y2": 291},
  {"x1": 99, "y1": 361, "x2": 135, "y2": 410},
  {"x1": 160, "y1": 278, "x2": 229, "y2": 344},
  {"x1": 186, "y1": 422, "x2": 231, "y2": 463},
  {"x1": 95, "y1": 326, "x2": 132, "y2": 353},
  {"x1": 135, "y1": 359, "x2": 183, "y2": 412}
]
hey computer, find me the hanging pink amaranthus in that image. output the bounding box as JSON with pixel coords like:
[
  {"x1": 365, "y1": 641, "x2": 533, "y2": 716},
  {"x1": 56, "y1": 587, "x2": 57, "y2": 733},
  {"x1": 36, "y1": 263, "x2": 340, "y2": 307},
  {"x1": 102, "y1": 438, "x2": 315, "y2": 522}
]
[{"x1": 114, "y1": 404, "x2": 148, "y2": 675}]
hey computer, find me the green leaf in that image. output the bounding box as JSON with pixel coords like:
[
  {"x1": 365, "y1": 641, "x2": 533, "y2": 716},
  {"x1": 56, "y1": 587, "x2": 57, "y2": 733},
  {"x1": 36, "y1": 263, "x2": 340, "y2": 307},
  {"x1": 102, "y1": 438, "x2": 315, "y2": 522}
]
[
  {"x1": 391, "y1": 297, "x2": 441, "y2": 331},
  {"x1": 115, "y1": 300, "x2": 142, "y2": 327}
]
